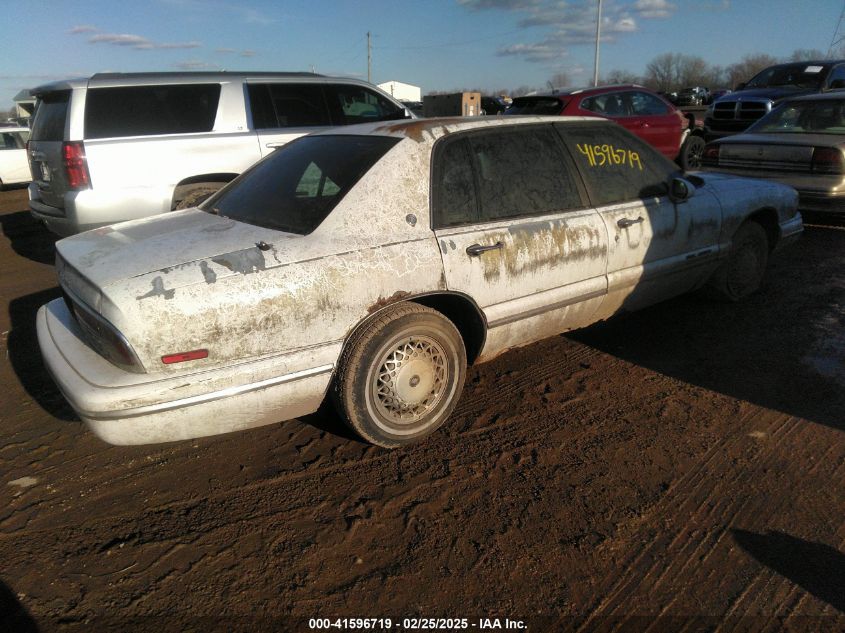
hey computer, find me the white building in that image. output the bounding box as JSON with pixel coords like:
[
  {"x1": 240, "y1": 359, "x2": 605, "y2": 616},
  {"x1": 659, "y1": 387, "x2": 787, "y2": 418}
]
[{"x1": 377, "y1": 80, "x2": 421, "y2": 102}]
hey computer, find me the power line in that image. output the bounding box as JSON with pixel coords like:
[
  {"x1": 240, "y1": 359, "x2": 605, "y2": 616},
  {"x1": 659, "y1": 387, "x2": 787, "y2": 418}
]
[{"x1": 829, "y1": 1, "x2": 845, "y2": 57}]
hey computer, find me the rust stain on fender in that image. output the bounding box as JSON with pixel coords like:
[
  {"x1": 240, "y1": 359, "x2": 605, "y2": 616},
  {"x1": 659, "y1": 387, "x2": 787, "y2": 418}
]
[{"x1": 367, "y1": 290, "x2": 412, "y2": 314}]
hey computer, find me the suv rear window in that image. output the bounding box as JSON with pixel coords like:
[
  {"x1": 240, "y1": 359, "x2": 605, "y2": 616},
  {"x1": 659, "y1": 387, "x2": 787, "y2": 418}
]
[
  {"x1": 31, "y1": 91, "x2": 70, "y2": 141},
  {"x1": 206, "y1": 135, "x2": 399, "y2": 235},
  {"x1": 505, "y1": 97, "x2": 565, "y2": 115},
  {"x1": 84, "y1": 84, "x2": 221, "y2": 139}
]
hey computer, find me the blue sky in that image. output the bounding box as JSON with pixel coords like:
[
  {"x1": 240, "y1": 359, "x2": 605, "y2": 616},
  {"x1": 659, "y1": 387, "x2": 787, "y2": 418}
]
[{"x1": 1, "y1": 0, "x2": 840, "y2": 109}]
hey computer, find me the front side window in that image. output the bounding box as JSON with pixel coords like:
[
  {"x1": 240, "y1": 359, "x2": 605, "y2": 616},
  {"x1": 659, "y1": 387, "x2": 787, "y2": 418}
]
[
  {"x1": 206, "y1": 135, "x2": 399, "y2": 235},
  {"x1": 505, "y1": 96, "x2": 566, "y2": 115},
  {"x1": 326, "y1": 85, "x2": 406, "y2": 125},
  {"x1": 560, "y1": 123, "x2": 676, "y2": 206},
  {"x1": 1, "y1": 133, "x2": 21, "y2": 150}
]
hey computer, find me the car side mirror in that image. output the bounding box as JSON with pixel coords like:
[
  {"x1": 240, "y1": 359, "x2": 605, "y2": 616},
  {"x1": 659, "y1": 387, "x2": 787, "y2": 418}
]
[{"x1": 669, "y1": 176, "x2": 695, "y2": 203}]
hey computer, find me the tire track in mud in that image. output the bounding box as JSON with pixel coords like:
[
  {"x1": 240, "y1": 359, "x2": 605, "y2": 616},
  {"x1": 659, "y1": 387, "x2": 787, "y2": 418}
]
[{"x1": 577, "y1": 408, "x2": 845, "y2": 625}]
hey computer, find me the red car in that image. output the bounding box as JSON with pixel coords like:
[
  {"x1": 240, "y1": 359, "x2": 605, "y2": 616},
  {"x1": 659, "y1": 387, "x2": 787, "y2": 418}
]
[{"x1": 505, "y1": 84, "x2": 705, "y2": 169}]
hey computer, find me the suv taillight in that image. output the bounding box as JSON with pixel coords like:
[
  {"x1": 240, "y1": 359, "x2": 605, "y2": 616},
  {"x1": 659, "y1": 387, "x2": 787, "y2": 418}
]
[
  {"x1": 62, "y1": 141, "x2": 91, "y2": 189},
  {"x1": 811, "y1": 147, "x2": 844, "y2": 174}
]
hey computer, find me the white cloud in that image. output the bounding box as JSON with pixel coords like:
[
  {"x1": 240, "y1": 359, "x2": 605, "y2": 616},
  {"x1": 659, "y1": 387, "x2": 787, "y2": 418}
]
[
  {"x1": 86, "y1": 32, "x2": 202, "y2": 51},
  {"x1": 240, "y1": 50, "x2": 256, "y2": 57},
  {"x1": 633, "y1": 0, "x2": 676, "y2": 19},
  {"x1": 68, "y1": 25, "x2": 98, "y2": 34},
  {"x1": 173, "y1": 60, "x2": 220, "y2": 70}
]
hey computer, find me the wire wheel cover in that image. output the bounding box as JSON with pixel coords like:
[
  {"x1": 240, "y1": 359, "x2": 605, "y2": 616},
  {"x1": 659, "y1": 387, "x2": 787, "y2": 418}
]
[{"x1": 372, "y1": 335, "x2": 448, "y2": 423}]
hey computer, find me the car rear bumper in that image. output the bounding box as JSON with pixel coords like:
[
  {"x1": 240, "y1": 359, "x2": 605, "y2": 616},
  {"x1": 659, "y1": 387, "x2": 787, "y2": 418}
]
[
  {"x1": 29, "y1": 184, "x2": 172, "y2": 236},
  {"x1": 37, "y1": 298, "x2": 339, "y2": 445}
]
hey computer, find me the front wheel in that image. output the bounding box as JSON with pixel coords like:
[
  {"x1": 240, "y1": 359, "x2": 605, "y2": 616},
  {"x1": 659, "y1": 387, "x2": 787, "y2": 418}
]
[
  {"x1": 707, "y1": 221, "x2": 769, "y2": 302},
  {"x1": 333, "y1": 304, "x2": 467, "y2": 448}
]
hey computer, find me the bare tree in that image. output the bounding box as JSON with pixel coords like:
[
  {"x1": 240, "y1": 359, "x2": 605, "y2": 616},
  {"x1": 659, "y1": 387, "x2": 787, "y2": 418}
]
[
  {"x1": 511, "y1": 85, "x2": 535, "y2": 98},
  {"x1": 788, "y1": 49, "x2": 826, "y2": 61},
  {"x1": 645, "y1": 52, "x2": 685, "y2": 92},
  {"x1": 726, "y1": 53, "x2": 778, "y2": 89},
  {"x1": 602, "y1": 69, "x2": 642, "y2": 86},
  {"x1": 546, "y1": 72, "x2": 570, "y2": 91}
]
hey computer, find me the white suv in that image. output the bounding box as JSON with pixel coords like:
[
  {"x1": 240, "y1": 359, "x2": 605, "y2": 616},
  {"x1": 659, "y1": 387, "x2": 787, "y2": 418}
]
[
  {"x1": 27, "y1": 72, "x2": 413, "y2": 235},
  {"x1": 0, "y1": 126, "x2": 30, "y2": 189}
]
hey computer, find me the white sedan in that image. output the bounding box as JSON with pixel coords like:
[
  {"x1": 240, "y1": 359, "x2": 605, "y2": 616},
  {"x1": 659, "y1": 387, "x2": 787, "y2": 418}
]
[
  {"x1": 0, "y1": 126, "x2": 30, "y2": 188},
  {"x1": 37, "y1": 116, "x2": 803, "y2": 447}
]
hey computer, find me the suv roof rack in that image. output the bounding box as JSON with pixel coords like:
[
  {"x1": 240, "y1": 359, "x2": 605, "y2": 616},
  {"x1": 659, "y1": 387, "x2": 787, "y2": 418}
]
[{"x1": 90, "y1": 71, "x2": 325, "y2": 80}]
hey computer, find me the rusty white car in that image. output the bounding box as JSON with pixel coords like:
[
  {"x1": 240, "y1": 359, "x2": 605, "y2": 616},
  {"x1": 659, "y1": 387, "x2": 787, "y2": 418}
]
[{"x1": 37, "y1": 116, "x2": 803, "y2": 448}]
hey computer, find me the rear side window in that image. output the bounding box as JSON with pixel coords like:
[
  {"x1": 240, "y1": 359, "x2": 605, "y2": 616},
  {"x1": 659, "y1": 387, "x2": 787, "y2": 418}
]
[
  {"x1": 433, "y1": 126, "x2": 583, "y2": 227},
  {"x1": 206, "y1": 135, "x2": 399, "y2": 235},
  {"x1": 31, "y1": 91, "x2": 70, "y2": 141},
  {"x1": 84, "y1": 84, "x2": 221, "y2": 139},
  {"x1": 559, "y1": 123, "x2": 676, "y2": 205},
  {"x1": 247, "y1": 83, "x2": 331, "y2": 129},
  {"x1": 1, "y1": 133, "x2": 25, "y2": 149}
]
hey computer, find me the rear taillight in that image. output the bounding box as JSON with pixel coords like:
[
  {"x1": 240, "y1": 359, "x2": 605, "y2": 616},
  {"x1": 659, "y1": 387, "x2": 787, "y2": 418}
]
[
  {"x1": 811, "y1": 147, "x2": 845, "y2": 174},
  {"x1": 62, "y1": 141, "x2": 91, "y2": 189},
  {"x1": 703, "y1": 145, "x2": 720, "y2": 164}
]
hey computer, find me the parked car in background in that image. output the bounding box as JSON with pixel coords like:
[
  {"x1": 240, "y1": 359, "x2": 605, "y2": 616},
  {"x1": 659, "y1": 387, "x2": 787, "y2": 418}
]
[
  {"x1": 481, "y1": 96, "x2": 506, "y2": 115},
  {"x1": 26, "y1": 72, "x2": 413, "y2": 236},
  {"x1": 704, "y1": 59, "x2": 845, "y2": 139},
  {"x1": 702, "y1": 93, "x2": 845, "y2": 214},
  {"x1": 37, "y1": 116, "x2": 801, "y2": 448},
  {"x1": 676, "y1": 86, "x2": 711, "y2": 106},
  {"x1": 0, "y1": 126, "x2": 30, "y2": 189},
  {"x1": 505, "y1": 84, "x2": 706, "y2": 169}
]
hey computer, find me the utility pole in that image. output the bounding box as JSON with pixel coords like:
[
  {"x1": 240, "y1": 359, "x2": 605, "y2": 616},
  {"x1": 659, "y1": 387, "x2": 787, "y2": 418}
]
[
  {"x1": 829, "y1": 2, "x2": 845, "y2": 57},
  {"x1": 367, "y1": 31, "x2": 372, "y2": 83},
  {"x1": 593, "y1": 0, "x2": 602, "y2": 87}
]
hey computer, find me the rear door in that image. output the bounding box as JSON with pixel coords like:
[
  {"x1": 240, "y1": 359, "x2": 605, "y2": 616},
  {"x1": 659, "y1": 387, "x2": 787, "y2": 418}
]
[
  {"x1": 247, "y1": 82, "x2": 333, "y2": 158},
  {"x1": 28, "y1": 90, "x2": 72, "y2": 209},
  {"x1": 431, "y1": 125, "x2": 609, "y2": 359}
]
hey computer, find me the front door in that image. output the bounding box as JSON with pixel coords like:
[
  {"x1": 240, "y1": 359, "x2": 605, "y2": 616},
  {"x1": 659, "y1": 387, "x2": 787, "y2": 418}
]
[{"x1": 558, "y1": 122, "x2": 721, "y2": 317}]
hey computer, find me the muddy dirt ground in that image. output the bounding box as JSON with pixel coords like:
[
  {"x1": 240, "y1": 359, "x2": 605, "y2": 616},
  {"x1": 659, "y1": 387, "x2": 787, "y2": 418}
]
[{"x1": 0, "y1": 187, "x2": 843, "y2": 632}]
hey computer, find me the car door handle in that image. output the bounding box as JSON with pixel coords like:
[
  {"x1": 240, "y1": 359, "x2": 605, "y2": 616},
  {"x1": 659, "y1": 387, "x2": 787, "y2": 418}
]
[
  {"x1": 466, "y1": 242, "x2": 503, "y2": 257},
  {"x1": 617, "y1": 217, "x2": 644, "y2": 228}
]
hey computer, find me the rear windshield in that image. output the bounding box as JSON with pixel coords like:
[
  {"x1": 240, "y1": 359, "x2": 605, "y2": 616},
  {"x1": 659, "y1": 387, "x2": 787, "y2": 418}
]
[
  {"x1": 205, "y1": 135, "x2": 400, "y2": 235},
  {"x1": 30, "y1": 91, "x2": 70, "y2": 141},
  {"x1": 745, "y1": 64, "x2": 827, "y2": 90},
  {"x1": 84, "y1": 84, "x2": 221, "y2": 139},
  {"x1": 505, "y1": 97, "x2": 565, "y2": 115},
  {"x1": 749, "y1": 99, "x2": 845, "y2": 134}
]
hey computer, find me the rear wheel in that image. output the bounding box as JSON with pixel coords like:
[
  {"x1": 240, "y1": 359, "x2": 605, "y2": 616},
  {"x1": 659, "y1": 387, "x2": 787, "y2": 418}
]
[
  {"x1": 679, "y1": 134, "x2": 705, "y2": 170},
  {"x1": 333, "y1": 303, "x2": 467, "y2": 448},
  {"x1": 707, "y1": 221, "x2": 769, "y2": 302},
  {"x1": 172, "y1": 182, "x2": 224, "y2": 210}
]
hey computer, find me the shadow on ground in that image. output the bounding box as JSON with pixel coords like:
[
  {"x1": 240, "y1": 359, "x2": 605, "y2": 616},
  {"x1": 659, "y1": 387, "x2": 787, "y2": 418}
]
[
  {"x1": 569, "y1": 225, "x2": 845, "y2": 432},
  {"x1": 0, "y1": 578, "x2": 39, "y2": 632},
  {"x1": 732, "y1": 529, "x2": 845, "y2": 613},
  {"x1": 0, "y1": 210, "x2": 57, "y2": 265},
  {"x1": 8, "y1": 287, "x2": 76, "y2": 421}
]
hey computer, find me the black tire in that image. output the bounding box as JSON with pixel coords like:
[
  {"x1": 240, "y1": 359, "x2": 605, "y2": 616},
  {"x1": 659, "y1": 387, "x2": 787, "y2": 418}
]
[
  {"x1": 172, "y1": 182, "x2": 224, "y2": 210},
  {"x1": 707, "y1": 221, "x2": 769, "y2": 302},
  {"x1": 679, "y1": 134, "x2": 706, "y2": 170},
  {"x1": 332, "y1": 303, "x2": 467, "y2": 448}
]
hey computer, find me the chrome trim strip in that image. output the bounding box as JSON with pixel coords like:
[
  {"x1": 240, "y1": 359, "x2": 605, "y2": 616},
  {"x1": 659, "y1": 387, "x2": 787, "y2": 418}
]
[
  {"x1": 487, "y1": 289, "x2": 606, "y2": 329},
  {"x1": 82, "y1": 364, "x2": 335, "y2": 420}
]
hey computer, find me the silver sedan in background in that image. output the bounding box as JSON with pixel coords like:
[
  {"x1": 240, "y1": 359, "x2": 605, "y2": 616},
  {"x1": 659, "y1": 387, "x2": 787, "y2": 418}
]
[{"x1": 702, "y1": 92, "x2": 845, "y2": 214}]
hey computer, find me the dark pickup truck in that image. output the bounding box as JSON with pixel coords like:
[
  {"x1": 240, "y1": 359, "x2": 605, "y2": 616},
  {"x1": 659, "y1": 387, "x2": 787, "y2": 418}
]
[{"x1": 704, "y1": 60, "x2": 845, "y2": 139}]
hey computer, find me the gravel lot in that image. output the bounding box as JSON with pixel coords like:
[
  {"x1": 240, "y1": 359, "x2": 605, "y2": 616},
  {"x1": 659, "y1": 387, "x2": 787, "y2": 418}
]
[{"x1": 0, "y1": 187, "x2": 843, "y2": 632}]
